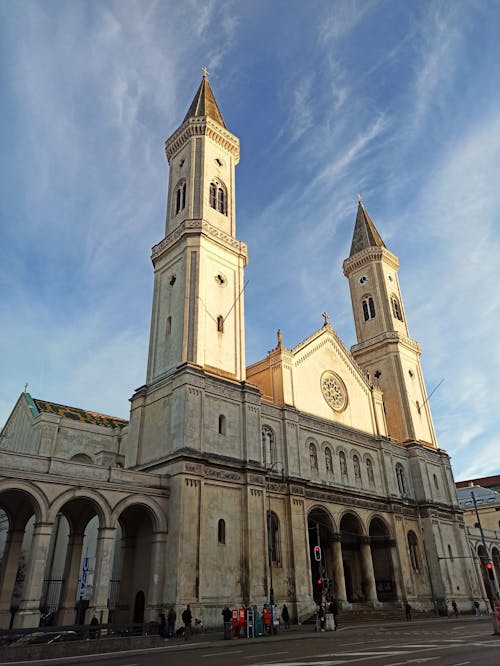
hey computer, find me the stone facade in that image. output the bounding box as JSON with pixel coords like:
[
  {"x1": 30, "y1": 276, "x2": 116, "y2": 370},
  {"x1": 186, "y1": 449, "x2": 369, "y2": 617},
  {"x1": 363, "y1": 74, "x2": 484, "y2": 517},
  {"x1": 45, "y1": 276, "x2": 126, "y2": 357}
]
[{"x1": 0, "y1": 73, "x2": 491, "y2": 629}]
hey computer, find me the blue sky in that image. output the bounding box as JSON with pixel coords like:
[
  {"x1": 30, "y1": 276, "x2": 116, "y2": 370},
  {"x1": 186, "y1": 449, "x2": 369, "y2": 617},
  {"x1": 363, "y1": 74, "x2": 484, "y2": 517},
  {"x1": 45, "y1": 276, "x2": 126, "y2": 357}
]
[{"x1": 1, "y1": 0, "x2": 499, "y2": 481}]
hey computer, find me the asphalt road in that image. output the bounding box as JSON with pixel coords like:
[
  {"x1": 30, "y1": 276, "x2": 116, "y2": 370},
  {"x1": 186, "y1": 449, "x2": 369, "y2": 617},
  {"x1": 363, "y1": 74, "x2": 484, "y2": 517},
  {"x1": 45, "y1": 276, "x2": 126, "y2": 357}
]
[{"x1": 4, "y1": 617, "x2": 499, "y2": 666}]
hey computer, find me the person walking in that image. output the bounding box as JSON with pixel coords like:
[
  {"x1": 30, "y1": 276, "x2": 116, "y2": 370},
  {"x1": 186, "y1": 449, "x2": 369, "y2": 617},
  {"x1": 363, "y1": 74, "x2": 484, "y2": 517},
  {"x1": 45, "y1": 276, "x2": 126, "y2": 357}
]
[
  {"x1": 473, "y1": 600, "x2": 481, "y2": 617},
  {"x1": 222, "y1": 605, "x2": 232, "y2": 639},
  {"x1": 329, "y1": 599, "x2": 339, "y2": 629},
  {"x1": 182, "y1": 604, "x2": 192, "y2": 640},
  {"x1": 167, "y1": 607, "x2": 176, "y2": 639},
  {"x1": 451, "y1": 600, "x2": 459, "y2": 617},
  {"x1": 405, "y1": 602, "x2": 412, "y2": 621},
  {"x1": 158, "y1": 609, "x2": 166, "y2": 638},
  {"x1": 281, "y1": 604, "x2": 290, "y2": 629}
]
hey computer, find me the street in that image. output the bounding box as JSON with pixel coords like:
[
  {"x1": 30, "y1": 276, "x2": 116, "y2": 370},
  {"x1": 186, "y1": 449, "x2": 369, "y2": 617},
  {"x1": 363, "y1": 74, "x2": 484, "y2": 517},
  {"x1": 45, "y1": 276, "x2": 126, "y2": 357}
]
[{"x1": 3, "y1": 618, "x2": 499, "y2": 666}]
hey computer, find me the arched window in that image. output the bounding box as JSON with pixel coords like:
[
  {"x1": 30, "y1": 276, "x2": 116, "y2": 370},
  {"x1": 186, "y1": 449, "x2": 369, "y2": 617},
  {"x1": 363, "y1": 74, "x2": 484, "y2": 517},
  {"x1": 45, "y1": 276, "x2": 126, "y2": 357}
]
[
  {"x1": 362, "y1": 296, "x2": 376, "y2": 321},
  {"x1": 218, "y1": 414, "x2": 226, "y2": 435},
  {"x1": 217, "y1": 315, "x2": 224, "y2": 333},
  {"x1": 339, "y1": 451, "x2": 348, "y2": 479},
  {"x1": 396, "y1": 463, "x2": 407, "y2": 496},
  {"x1": 174, "y1": 180, "x2": 187, "y2": 215},
  {"x1": 267, "y1": 511, "x2": 281, "y2": 564},
  {"x1": 325, "y1": 447, "x2": 333, "y2": 476},
  {"x1": 209, "y1": 181, "x2": 227, "y2": 215},
  {"x1": 262, "y1": 426, "x2": 276, "y2": 467},
  {"x1": 407, "y1": 531, "x2": 420, "y2": 572},
  {"x1": 353, "y1": 455, "x2": 362, "y2": 485},
  {"x1": 218, "y1": 518, "x2": 226, "y2": 544},
  {"x1": 366, "y1": 458, "x2": 375, "y2": 487},
  {"x1": 209, "y1": 182, "x2": 217, "y2": 208},
  {"x1": 391, "y1": 295, "x2": 403, "y2": 321},
  {"x1": 309, "y1": 443, "x2": 318, "y2": 473}
]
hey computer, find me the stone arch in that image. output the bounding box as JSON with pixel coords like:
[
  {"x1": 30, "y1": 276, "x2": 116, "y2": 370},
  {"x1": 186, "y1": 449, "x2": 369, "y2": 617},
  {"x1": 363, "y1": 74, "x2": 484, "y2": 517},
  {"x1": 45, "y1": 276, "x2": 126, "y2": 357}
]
[
  {"x1": 307, "y1": 506, "x2": 336, "y2": 602},
  {"x1": 111, "y1": 496, "x2": 167, "y2": 534},
  {"x1": 48, "y1": 487, "x2": 111, "y2": 528},
  {"x1": 0, "y1": 480, "x2": 48, "y2": 528},
  {"x1": 70, "y1": 453, "x2": 94, "y2": 464},
  {"x1": 368, "y1": 515, "x2": 396, "y2": 601}
]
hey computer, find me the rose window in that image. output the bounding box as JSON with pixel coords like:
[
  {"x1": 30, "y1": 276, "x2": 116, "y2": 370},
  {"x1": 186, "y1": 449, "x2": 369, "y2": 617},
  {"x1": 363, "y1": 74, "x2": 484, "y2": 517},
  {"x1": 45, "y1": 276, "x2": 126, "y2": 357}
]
[{"x1": 321, "y1": 371, "x2": 348, "y2": 412}]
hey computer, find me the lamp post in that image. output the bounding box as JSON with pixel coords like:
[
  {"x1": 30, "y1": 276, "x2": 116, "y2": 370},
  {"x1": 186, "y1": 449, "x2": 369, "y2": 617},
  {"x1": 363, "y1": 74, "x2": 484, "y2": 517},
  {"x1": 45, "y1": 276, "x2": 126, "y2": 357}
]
[
  {"x1": 471, "y1": 490, "x2": 498, "y2": 603},
  {"x1": 266, "y1": 462, "x2": 285, "y2": 607}
]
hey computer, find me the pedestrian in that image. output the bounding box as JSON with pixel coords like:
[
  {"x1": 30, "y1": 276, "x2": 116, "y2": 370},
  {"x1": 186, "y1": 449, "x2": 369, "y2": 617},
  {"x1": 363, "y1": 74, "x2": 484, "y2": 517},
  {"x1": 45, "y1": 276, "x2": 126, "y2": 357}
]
[
  {"x1": 473, "y1": 600, "x2": 480, "y2": 617},
  {"x1": 318, "y1": 603, "x2": 326, "y2": 632},
  {"x1": 158, "y1": 608, "x2": 166, "y2": 638},
  {"x1": 89, "y1": 613, "x2": 99, "y2": 639},
  {"x1": 273, "y1": 604, "x2": 279, "y2": 634},
  {"x1": 182, "y1": 604, "x2": 192, "y2": 640},
  {"x1": 222, "y1": 605, "x2": 232, "y2": 639},
  {"x1": 281, "y1": 603, "x2": 290, "y2": 629},
  {"x1": 167, "y1": 606, "x2": 176, "y2": 638},
  {"x1": 405, "y1": 602, "x2": 412, "y2": 621},
  {"x1": 329, "y1": 599, "x2": 339, "y2": 629},
  {"x1": 451, "y1": 600, "x2": 459, "y2": 617}
]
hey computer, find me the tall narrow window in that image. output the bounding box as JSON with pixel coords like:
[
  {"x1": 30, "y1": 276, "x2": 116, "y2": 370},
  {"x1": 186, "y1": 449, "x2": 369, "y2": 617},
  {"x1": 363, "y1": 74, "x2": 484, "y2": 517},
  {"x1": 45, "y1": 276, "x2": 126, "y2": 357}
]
[
  {"x1": 209, "y1": 181, "x2": 227, "y2": 215},
  {"x1": 262, "y1": 426, "x2": 276, "y2": 467},
  {"x1": 325, "y1": 447, "x2": 333, "y2": 476},
  {"x1": 339, "y1": 451, "x2": 348, "y2": 479},
  {"x1": 396, "y1": 463, "x2": 407, "y2": 496},
  {"x1": 353, "y1": 454, "x2": 362, "y2": 485},
  {"x1": 166, "y1": 316, "x2": 172, "y2": 335},
  {"x1": 174, "y1": 180, "x2": 187, "y2": 215},
  {"x1": 217, "y1": 187, "x2": 225, "y2": 213},
  {"x1": 217, "y1": 315, "x2": 224, "y2": 333},
  {"x1": 433, "y1": 474, "x2": 439, "y2": 491},
  {"x1": 408, "y1": 531, "x2": 420, "y2": 571},
  {"x1": 209, "y1": 182, "x2": 217, "y2": 208},
  {"x1": 309, "y1": 443, "x2": 318, "y2": 473},
  {"x1": 366, "y1": 458, "x2": 375, "y2": 487},
  {"x1": 218, "y1": 414, "x2": 226, "y2": 435},
  {"x1": 218, "y1": 518, "x2": 226, "y2": 544},
  {"x1": 391, "y1": 296, "x2": 403, "y2": 321},
  {"x1": 362, "y1": 296, "x2": 376, "y2": 321},
  {"x1": 267, "y1": 511, "x2": 281, "y2": 564}
]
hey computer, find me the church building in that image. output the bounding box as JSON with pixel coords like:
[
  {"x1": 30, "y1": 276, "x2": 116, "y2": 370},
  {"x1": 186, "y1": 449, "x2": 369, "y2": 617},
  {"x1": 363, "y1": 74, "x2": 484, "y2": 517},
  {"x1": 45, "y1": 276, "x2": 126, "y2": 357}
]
[{"x1": 0, "y1": 73, "x2": 485, "y2": 628}]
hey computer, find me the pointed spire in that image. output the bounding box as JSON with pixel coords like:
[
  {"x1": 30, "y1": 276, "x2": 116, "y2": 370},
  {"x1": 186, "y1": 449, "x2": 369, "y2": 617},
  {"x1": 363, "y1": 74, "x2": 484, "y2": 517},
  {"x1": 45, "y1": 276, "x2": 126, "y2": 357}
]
[
  {"x1": 349, "y1": 198, "x2": 386, "y2": 257},
  {"x1": 183, "y1": 67, "x2": 226, "y2": 128}
]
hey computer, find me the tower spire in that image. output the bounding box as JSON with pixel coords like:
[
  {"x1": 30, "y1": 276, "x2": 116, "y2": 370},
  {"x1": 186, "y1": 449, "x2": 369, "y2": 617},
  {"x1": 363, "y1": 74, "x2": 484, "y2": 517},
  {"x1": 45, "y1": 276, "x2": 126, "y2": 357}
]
[
  {"x1": 349, "y1": 199, "x2": 386, "y2": 257},
  {"x1": 183, "y1": 70, "x2": 226, "y2": 128}
]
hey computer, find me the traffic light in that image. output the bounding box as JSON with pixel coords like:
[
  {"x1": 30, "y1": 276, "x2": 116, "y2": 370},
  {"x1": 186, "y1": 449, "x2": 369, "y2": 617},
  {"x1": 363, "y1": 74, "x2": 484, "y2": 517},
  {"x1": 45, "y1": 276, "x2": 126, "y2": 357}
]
[
  {"x1": 486, "y1": 561, "x2": 495, "y2": 581},
  {"x1": 314, "y1": 546, "x2": 322, "y2": 562},
  {"x1": 316, "y1": 578, "x2": 323, "y2": 587}
]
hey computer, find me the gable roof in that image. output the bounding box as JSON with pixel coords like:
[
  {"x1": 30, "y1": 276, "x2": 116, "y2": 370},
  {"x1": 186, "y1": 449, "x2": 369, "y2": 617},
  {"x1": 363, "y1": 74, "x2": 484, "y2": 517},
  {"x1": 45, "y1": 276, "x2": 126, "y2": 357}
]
[{"x1": 25, "y1": 393, "x2": 127, "y2": 429}]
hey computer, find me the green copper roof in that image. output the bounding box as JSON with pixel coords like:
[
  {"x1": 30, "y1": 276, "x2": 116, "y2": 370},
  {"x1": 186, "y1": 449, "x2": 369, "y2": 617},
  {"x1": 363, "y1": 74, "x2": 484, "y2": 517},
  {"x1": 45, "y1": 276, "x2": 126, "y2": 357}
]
[{"x1": 31, "y1": 396, "x2": 127, "y2": 429}]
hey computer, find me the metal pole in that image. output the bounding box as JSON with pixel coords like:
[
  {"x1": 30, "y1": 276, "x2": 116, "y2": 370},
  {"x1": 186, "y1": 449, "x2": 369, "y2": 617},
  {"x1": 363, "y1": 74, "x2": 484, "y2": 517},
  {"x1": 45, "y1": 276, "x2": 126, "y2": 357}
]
[
  {"x1": 471, "y1": 490, "x2": 498, "y2": 602},
  {"x1": 267, "y1": 469, "x2": 274, "y2": 606}
]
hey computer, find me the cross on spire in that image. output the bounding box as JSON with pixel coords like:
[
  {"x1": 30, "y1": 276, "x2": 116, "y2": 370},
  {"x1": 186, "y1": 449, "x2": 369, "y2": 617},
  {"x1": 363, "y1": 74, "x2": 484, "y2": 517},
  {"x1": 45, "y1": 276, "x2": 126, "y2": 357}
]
[{"x1": 202, "y1": 65, "x2": 209, "y2": 79}]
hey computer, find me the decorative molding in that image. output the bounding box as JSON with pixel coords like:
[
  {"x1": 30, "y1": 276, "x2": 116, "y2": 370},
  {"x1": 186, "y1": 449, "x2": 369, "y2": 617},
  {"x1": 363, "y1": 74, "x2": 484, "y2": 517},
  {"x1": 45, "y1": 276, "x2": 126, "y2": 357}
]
[
  {"x1": 165, "y1": 117, "x2": 240, "y2": 163},
  {"x1": 185, "y1": 463, "x2": 203, "y2": 474},
  {"x1": 205, "y1": 468, "x2": 242, "y2": 482},
  {"x1": 249, "y1": 474, "x2": 265, "y2": 486}
]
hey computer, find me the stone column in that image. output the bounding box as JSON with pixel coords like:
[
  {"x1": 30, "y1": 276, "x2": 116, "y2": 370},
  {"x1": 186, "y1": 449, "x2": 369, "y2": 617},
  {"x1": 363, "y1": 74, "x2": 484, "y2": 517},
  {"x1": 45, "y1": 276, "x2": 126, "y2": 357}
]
[
  {"x1": 0, "y1": 529, "x2": 24, "y2": 627},
  {"x1": 57, "y1": 532, "x2": 84, "y2": 625},
  {"x1": 14, "y1": 522, "x2": 54, "y2": 628},
  {"x1": 145, "y1": 531, "x2": 167, "y2": 621},
  {"x1": 331, "y1": 534, "x2": 348, "y2": 605},
  {"x1": 360, "y1": 537, "x2": 379, "y2": 606},
  {"x1": 87, "y1": 527, "x2": 116, "y2": 624}
]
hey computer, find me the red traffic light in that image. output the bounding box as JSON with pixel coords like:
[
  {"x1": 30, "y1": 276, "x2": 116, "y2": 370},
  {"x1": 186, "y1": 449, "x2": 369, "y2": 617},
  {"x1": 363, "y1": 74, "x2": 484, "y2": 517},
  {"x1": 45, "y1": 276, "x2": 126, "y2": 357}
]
[
  {"x1": 314, "y1": 546, "x2": 322, "y2": 562},
  {"x1": 316, "y1": 579, "x2": 323, "y2": 586},
  {"x1": 486, "y1": 562, "x2": 493, "y2": 570},
  {"x1": 486, "y1": 561, "x2": 495, "y2": 580}
]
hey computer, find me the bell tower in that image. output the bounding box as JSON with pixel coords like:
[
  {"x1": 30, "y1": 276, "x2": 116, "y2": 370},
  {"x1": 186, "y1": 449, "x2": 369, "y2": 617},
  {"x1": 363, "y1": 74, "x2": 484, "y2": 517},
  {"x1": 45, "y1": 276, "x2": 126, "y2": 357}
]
[
  {"x1": 343, "y1": 200, "x2": 437, "y2": 447},
  {"x1": 146, "y1": 70, "x2": 247, "y2": 384}
]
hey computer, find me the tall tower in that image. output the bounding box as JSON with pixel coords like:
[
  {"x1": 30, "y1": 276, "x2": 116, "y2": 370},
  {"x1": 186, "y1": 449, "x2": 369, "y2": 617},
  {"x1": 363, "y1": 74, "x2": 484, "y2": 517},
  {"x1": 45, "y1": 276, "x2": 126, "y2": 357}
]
[
  {"x1": 343, "y1": 201, "x2": 437, "y2": 447},
  {"x1": 147, "y1": 71, "x2": 247, "y2": 384}
]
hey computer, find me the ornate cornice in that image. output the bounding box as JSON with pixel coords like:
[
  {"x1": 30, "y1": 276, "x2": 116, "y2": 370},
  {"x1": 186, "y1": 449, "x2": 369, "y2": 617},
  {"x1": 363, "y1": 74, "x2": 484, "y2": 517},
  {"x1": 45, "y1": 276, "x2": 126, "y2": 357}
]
[
  {"x1": 165, "y1": 117, "x2": 240, "y2": 163},
  {"x1": 343, "y1": 246, "x2": 399, "y2": 276},
  {"x1": 151, "y1": 219, "x2": 248, "y2": 263},
  {"x1": 351, "y1": 331, "x2": 421, "y2": 355}
]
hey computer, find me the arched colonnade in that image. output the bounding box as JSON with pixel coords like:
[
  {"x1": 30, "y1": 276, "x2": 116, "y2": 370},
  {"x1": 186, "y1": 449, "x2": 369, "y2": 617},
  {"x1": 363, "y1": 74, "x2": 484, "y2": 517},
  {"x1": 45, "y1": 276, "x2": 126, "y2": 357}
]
[
  {"x1": 0, "y1": 480, "x2": 167, "y2": 629},
  {"x1": 307, "y1": 507, "x2": 404, "y2": 606}
]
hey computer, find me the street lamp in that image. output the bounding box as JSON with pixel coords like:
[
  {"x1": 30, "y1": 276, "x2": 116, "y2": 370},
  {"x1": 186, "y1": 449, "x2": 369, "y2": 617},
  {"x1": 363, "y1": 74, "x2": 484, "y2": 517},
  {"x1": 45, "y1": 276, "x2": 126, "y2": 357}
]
[
  {"x1": 266, "y1": 462, "x2": 285, "y2": 606},
  {"x1": 471, "y1": 490, "x2": 499, "y2": 602}
]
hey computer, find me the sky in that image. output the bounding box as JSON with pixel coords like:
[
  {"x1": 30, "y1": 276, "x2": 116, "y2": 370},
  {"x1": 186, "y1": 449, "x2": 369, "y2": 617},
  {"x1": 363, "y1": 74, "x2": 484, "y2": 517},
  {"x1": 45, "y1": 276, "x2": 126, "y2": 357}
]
[{"x1": 1, "y1": 0, "x2": 499, "y2": 481}]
